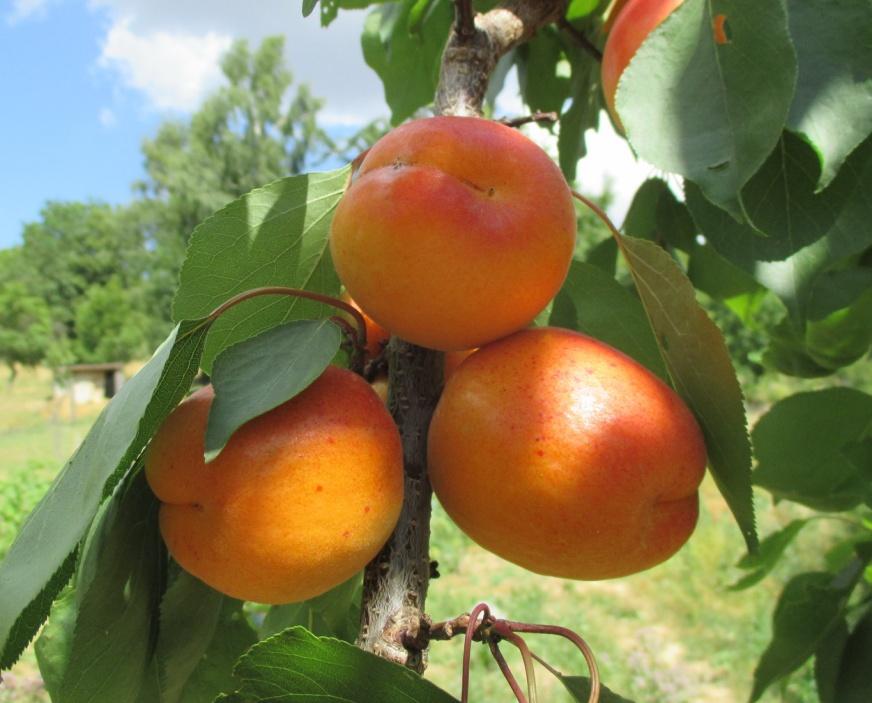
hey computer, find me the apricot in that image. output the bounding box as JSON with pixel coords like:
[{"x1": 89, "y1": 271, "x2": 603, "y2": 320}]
[
  {"x1": 330, "y1": 116, "x2": 576, "y2": 351},
  {"x1": 428, "y1": 327, "x2": 706, "y2": 580},
  {"x1": 601, "y1": 0, "x2": 685, "y2": 130},
  {"x1": 341, "y1": 292, "x2": 390, "y2": 360},
  {"x1": 144, "y1": 366, "x2": 403, "y2": 604},
  {"x1": 444, "y1": 348, "x2": 477, "y2": 381}
]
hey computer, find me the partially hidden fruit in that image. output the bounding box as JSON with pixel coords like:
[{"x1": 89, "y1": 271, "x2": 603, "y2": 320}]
[
  {"x1": 428, "y1": 327, "x2": 706, "y2": 580},
  {"x1": 601, "y1": 0, "x2": 684, "y2": 130},
  {"x1": 342, "y1": 292, "x2": 390, "y2": 360},
  {"x1": 145, "y1": 366, "x2": 403, "y2": 604},
  {"x1": 330, "y1": 116, "x2": 576, "y2": 351}
]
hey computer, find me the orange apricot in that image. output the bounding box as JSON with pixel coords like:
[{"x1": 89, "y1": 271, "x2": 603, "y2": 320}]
[
  {"x1": 145, "y1": 366, "x2": 403, "y2": 604},
  {"x1": 444, "y1": 348, "x2": 477, "y2": 381},
  {"x1": 601, "y1": 0, "x2": 685, "y2": 130},
  {"x1": 341, "y1": 292, "x2": 390, "y2": 360},
  {"x1": 330, "y1": 116, "x2": 576, "y2": 352},
  {"x1": 428, "y1": 327, "x2": 706, "y2": 580}
]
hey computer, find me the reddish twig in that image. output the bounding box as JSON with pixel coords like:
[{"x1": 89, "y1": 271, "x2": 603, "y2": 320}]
[
  {"x1": 489, "y1": 640, "x2": 529, "y2": 703},
  {"x1": 506, "y1": 621, "x2": 601, "y2": 703},
  {"x1": 193, "y1": 285, "x2": 369, "y2": 372},
  {"x1": 461, "y1": 603, "x2": 491, "y2": 703}
]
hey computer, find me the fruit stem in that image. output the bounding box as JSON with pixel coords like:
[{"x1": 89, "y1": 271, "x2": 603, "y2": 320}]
[
  {"x1": 498, "y1": 627, "x2": 538, "y2": 703},
  {"x1": 202, "y1": 285, "x2": 368, "y2": 371},
  {"x1": 489, "y1": 640, "x2": 529, "y2": 703},
  {"x1": 558, "y1": 17, "x2": 603, "y2": 62},
  {"x1": 461, "y1": 603, "x2": 491, "y2": 703},
  {"x1": 572, "y1": 190, "x2": 619, "y2": 242},
  {"x1": 506, "y1": 621, "x2": 601, "y2": 703}
]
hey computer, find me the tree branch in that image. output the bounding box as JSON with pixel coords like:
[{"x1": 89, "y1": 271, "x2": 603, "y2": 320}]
[
  {"x1": 436, "y1": 0, "x2": 568, "y2": 117},
  {"x1": 356, "y1": 0, "x2": 568, "y2": 673}
]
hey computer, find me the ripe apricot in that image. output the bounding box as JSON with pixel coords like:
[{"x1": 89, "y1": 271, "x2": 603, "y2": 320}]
[
  {"x1": 341, "y1": 292, "x2": 390, "y2": 360},
  {"x1": 145, "y1": 366, "x2": 403, "y2": 604},
  {"x1": 444, "y1": 348, "x2": 477, "y2": 381},
  {"x1": 330, "y1": 116, "x2": 576, "y2": 351},
  {"x1": 601, "y1": 0, "x2": 684, "y2": 130},
  {"x1": 428, "y1": 327, "x2": 706, "y2": 580}
]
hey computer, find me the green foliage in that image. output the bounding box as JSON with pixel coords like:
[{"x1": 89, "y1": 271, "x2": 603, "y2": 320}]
[
  {"x1": 619, "y1": 236, "x2": 757, "y2": 551},
  {"x1": 0, "y1": 464, "x2": 53, "y2": 561},
  {"x1": 151, "y1": 569, "x2": 257, "y2": 703},
  {"x1": 618, "y1": 0, "x2": 796, "y2": 220},
  {"x1": 72, "y1": 278, "x2": 149, "y2": 363},
  {"x1": 0, "y1": 281, "x2": 53, "y2": 380},
  {"x1": 361, "y1": 0, "x2": 453, "y2": 125},
  {"x1": 550, "y1": 260, "x2": 667, "y2": 381},
  {"x1": 786, "y1": 0, "x2": 872, "y2": 189},
  {"x1": 216, "y1": 627, "x2": 459, "y2": 702},
  {"x1": 686, "y1": 134, "x2": 872, "y2": 320},
  {"x1": 45, "y1": 474, "x2": 163, "y2": 703},
  {"x1": 752, "y1": 388, "x2": 872, "y2": 511},
  {"x1": 259, "y1": 575, "x2": 361, "y2": 642},
  {"x1": 750, "y1": 560, "x2": 869, "y2": 701},
  {"x1": 0, "y1": 320, "x2": 207, "y2": 668},
  {"x1": 205, "y1": 319, "x2": 342, "y2": 460},
  {"x1": 172, "y1": 167, "x2": 349, "y2": 370}
]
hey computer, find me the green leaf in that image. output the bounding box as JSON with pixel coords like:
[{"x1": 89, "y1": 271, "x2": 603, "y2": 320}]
[
  {"x1": 814, "y1": 617, "x2": 849, "y2": 703},
  {"x1": 205, "y1": 320, "x2": 342, "y2": 461},
  {"x1": 752, "y1": 388, "x2": 872, "y2": 511},
  {"x1": 557, "y1": 42, "x2": 601, "y2": 181},
  {"x1": 517, "y1": 27, "x2": 570, "y2": 114},
  {"x1": 687, "y1": 243, "x2": 763, "y2": 303},
  {"x1": 762, "y1": 316, "x2": 834, "y2": 379},
  {"x1": 750, "y1": 564, "x2": 864, "y2": 702},
  {"x1": 686, "y1": 134, "x2": 872, "y2": 318},
  {"x1": 618, "y1": 0, "x2": 796, "y2": 219},
  {"x1": 217, "y1": 627, "x2": 459, "y2": 702},
  {"x1": 302, "y1": 0, "x2": 318, "y2": 17},
  {"x1": 786, "y1": 0, "x2": 872, "y2": 189},
  {"x1": 831, "y1": 609, "x2": 872, "y2": 703},
  {"x1": 618, "y1": 236, "x2": 756, "y2": 550},
  {"x1": 559, "y1": 675, "x2": 635, "y2": 702},
  {"x1": 807, "y1": 268, "x2": 872, "y2": 321},
  {"x1": 550, "y1": 261, "x2": 668, "y2": 381},
  {"x1": 804, "y1": 286, "x2": 872, "y2": 371},
  {"x1": 172, "y1": 168, "x2": 349, "y2": 371},
  {"x1": 156, "y1": 569, "x2": 257, "y2": 703},
  {"x1": 56, "y1": 474, "x2": 163, "y2": 703},
  {"x1": 34, "y1": 591, "x2": 77, "y2": 700},
  {"x1": 565, "y1": 0, "x2": 601, "y2": 21},
  {"x1": 260, "y1": 574, "x2": 361, "y2": 642},
  {"x1": 623, "y1": 179, "x2": 695, "y2": 252},
  {"x1": 730, "y1": 519, "x2": 810, "y2": 591},
  {"x1": 361, "y1": 0, "x2": 453, "y2": 125},
  {"x1": 0, "y1": 320, "x2": 207, "y2": 669}
]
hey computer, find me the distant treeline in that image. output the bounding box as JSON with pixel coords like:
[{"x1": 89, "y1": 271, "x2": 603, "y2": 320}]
[{"x1": 0, "y1": 36, "x2": 385, "y2": 380}]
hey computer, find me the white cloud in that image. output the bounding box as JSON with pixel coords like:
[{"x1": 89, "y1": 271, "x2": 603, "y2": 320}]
[
  {"x1": 89, "y1": 0, "x2": 384, "y2": 121},
  {"x1": 98, "y1": 107, "x2": 116, "y2": 127},
  {"x1": 97, "y1": 18, "x2": 232, "y2": 112},
  {"x1": 6, "y1": 0, "x2": 49, "y2": 25}
]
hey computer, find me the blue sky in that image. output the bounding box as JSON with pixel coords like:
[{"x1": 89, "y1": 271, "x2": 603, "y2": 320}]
[
  {"x1": 1, "y1": 1, "x2": 162, "y2": 247},
  {"x1": 0, "y1": 0, "x2": 384, "y2": 250},
  {"x1": 1, "y1": 0, "x2": 650, "y2": 251}
]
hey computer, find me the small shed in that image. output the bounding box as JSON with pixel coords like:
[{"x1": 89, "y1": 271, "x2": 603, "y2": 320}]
[{"x1": 61, "y1": 362, "x2": 126, "y2": 404}]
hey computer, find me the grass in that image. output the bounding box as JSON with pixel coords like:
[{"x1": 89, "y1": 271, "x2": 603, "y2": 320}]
[{"x1": 0, "y1": 365, "x2": 859, "y2": 702}]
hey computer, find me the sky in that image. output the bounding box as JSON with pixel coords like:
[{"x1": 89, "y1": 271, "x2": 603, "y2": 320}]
[{"x1": 1, "y1": 0, "x2": 658, "y2": 249}]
